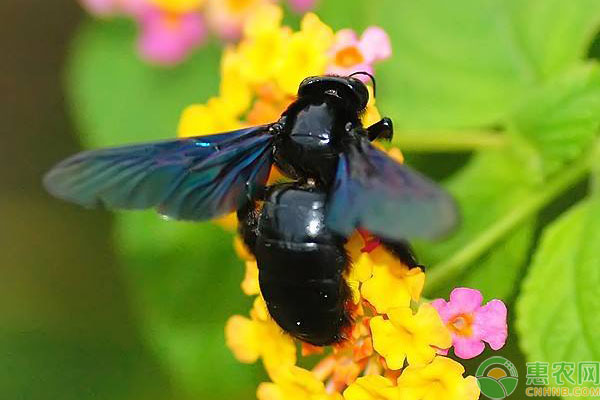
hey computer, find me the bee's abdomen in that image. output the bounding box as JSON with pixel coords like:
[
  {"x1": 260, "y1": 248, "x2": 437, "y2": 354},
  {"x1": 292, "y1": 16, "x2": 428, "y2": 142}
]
[
  {"x1": 256, "y1": 239, "x2": 352, "y2": 346},
  {"x1": 254, "y1": 183, "x2": 352, "y2": 346}
]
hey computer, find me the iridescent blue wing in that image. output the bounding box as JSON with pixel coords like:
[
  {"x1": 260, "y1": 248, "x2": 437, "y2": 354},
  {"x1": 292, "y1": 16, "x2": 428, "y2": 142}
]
[
  {"x1": 44, "y1": 125, "x2": 274, "y2": 220},
  {"x1": 326, "y1": 137, "x2": 458, "y2": 240}
]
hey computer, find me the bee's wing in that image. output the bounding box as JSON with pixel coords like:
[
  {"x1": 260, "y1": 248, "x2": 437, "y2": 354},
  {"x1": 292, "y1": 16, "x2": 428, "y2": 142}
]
[
  {"x1": 44, "y1": 125, "x2": 274, "y2": 221},
  {"x1": 326, "y1": 137, "x2": 458, "y2": 240}
]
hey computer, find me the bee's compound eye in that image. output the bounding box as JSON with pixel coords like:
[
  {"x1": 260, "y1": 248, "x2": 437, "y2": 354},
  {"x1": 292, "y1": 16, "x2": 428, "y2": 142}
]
[{"x1": 347, "y1": 77, "x2": 369, "y2": 110}]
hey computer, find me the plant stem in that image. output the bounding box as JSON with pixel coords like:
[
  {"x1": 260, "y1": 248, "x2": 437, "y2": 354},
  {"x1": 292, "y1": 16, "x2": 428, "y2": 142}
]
[
  {"x1": 394, "y1": 131, "x2": 507, "y2": 152},
  {"x1": 425, "y1": 154, "x2": 592, "y2": 295}
]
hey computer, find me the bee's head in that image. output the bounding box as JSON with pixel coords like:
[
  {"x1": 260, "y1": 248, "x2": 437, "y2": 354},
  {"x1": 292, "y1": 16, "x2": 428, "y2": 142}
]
[{"x1": 297, "y1": 73, "x2": 373, "y2": 111}]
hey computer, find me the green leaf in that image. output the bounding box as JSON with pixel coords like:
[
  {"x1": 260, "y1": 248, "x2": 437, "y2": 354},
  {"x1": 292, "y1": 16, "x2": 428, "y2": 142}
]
[
  {"x1": 114, "y1": 212, "x2": 262, "y2": 400},
  {"x1": 364, "y1": 0, "x2": 600, "y2": 128},
  {"x1": 66, "y1": 18, "x2": 221, "y2": 147},
  {"x1": 421, "y1": 150, "x2": 536, "y2": 300},
  {"x1": 510, "y1": 64, "x2": 600, "y2": 179},
  {"x1": 500, "y1": 0, "x2": 600, "y2": 80},
  {"x1": 516, "y1": 198, "x2": 600, "y2": 396}
]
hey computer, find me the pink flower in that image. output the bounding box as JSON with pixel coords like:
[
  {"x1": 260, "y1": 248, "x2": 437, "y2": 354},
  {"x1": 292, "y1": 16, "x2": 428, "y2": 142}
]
[
  {"x1": 79, "y1": 0, "x2": 145, "y2": 16},
  {"x1": 80, "y1": 0, "x2": 119, "y2": 15},
  {"x1": 326, "y1": 26, "x2": 392, "y2": 79},
  {"x1": 136, "y1": 6, "x2": 207, "y2": 65},
  {"x1": 287, "y1": 0, "x2": 318, "y2": 13},
  {"x1": 431, "y1": 287, "x2": 508, "y2": 359}
]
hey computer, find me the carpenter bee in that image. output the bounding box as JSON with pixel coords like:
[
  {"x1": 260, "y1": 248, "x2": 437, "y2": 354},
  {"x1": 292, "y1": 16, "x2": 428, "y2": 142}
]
[{"x1": 44, "y1": 73, "x2": 458, "y2": 346}]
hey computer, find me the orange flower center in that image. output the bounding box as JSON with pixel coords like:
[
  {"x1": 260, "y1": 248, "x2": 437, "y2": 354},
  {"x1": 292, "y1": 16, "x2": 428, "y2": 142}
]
[
  {"x1": 162, "y1": 12, "x2": 182, "y2": 30},
  {"x1": 448, "y1": 313, "x2": 473, "y2": 337},
  {"x1": 335, "y1": 46, "x2": 364, "y2": 67}
]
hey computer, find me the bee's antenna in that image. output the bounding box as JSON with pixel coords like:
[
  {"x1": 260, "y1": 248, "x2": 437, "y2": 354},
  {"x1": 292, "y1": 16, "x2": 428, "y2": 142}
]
[{"x1": 349, "y1": 71, "x2": 377, "y2": 98}]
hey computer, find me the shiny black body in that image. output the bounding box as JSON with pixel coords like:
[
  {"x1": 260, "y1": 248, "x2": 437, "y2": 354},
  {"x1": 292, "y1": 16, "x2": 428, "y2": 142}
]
[
  {"x1": 44, "y1": 75, "x2": 455, "y2": 347},
  {"x1": 240, "y1": 184, "x2": 352, "y2": 345},
  {"x1": 272, "y1": 77, "x2": 366, "y2": 186},
  {"x1": 239, "y1": 76, "x2": 412, "y2": 345}
]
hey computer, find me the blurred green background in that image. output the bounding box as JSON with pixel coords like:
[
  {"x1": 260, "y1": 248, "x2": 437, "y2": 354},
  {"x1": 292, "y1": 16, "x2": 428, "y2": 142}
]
[{"x1": 3, "y1": 1, "x2": 600, "y2": 399}]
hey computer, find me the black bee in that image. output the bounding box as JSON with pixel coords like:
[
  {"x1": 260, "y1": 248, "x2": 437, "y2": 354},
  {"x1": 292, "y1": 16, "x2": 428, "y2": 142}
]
[{"x1": 44, "y1": 73, "x2": 458, "y2": 346}]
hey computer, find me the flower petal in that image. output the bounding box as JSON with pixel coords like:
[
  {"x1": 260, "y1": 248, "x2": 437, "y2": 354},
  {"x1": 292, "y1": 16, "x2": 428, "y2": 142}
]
[
  {"x1": 370, "y1": 314, "x2": 409, "y2": 370},
  {"x1": 150, "y1": 0, "x2": 204, "y2": 13},
  {"x1": 476, "y1": 299, "x2": 508, "y2": 350},
  {"x1": 332, "y1": 29, "x2": 359, "y2": 49},
  {"x1": 177, "y1": 98, "x2": 243, "y2": 137},
  {"x1": 259, "y1": 366, "x2": 343, "y2": 400},
  {"x1": 137, "y1": 8, "x2": 206, "y2": 65},
  {"x1": 287, "y1": 0, "x2": 318, "y2": 13},
  {"x1": 241, "y1": 261, "x2": 260, "y2": 295},
  {"x1": 410, "y1": 304, "x2": 453, "y2": 357},
  {"x1": 430, "y1": 298, "x2": 451, "y2": 321},
  {"x1": 257, "y1": 382, "x2": 284, "y2": 400},
  {"x1": 80, "y1": 0, "x2": 119, "y2": 15},
  {"x1": 343, "y1": 375, "x2": 398, "y2": 400},
  {"x1": 361, "y1": 261, "x2": 424, "y2": 313},
  {"x1": 276, "y1": 13, "x2": 333, "y2": 94},
  {"x1": 371, "y1": 305, "x2": 451, "y2": 369},
  {"x1": 225, "y1": 315, "x2": 261, "y2": 363},
  {"x1": 452, "y1": 336, "x2": 485, "y2": 359},
  {"x1": 448, "y1": 287, "x2": 483, "y2": 314},
  {"x1": 358, "y1": 26, "x2": 391, "y2": 62},
  {"x1": 396, "y1": 357, "x2": 480, "y2": 400}
]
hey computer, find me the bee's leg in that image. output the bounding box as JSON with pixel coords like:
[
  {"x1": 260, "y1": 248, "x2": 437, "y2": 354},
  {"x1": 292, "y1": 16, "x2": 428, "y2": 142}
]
[
  {"x1": 237, "y1": 200, "x2": 260, "y2": 255},
  {"x1": 366, "y1": 117, "x2": 393, "y2": 141},
  {"x1": 378, "y1": 237, "x2": 423, "y2": 270}
]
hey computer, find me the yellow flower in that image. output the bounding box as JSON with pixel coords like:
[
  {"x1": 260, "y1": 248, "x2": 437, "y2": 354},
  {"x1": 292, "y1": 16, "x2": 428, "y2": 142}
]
[
  {"x1": 234, "y1": 236, "x2": 255, "y2": 261},
  {"x1": 370, "y1": 304, "x2": 452, "y2": 369},
  {"x1": 346, "y1": 253, "x2": 374, "y2": 304},
  {"x1": 360, "y1": 248, "x2": 425, "y2": 313},
  {"x1": 275, "y1": 13, "x2": 334, "y2": 95},
  {"x1": 213, "y1": 212, "x2": 238, "y2": 231},
  {"x1": 344, "y1": 231, "x2": 365, "y2": 260},
  {"x1": 386, "y1": 148, "x2": 404, "y2": 164},
  {"x1": 257, "y1": 366, "x2": 344, "y2": 400},
  {"x1": 150, "y1": 0, "x2": 204, "y2": 13},
  {"x1": 238, "y1": 4, "x2": 290, "y2": 85},
  {"x1": 219, "y1": 47, "x2": 253, "y2": 117},
  {"x1": 396, "y1": 356, "x2": 480, "y2": 400},
  {"x1": 343, "y1": 375, "x2": 398, "y2": 400},
  {"x1": 177, "y1": 53, "x2": 249, "y2": 139},
  {"x1": 220, "y1": 0, "x2": 266, "y2": 15},
  {"x1": 241, "y1": 260, "x2": 260, "y2": 295},
  {"x1": 177, "y1": 97, "x2": 243, "y2": 137},
  {"x1": 361, "y1": 86, "x2": 381, "y2": 127},
  {"x1": 171, "y1": 7, "x2": 486, "y2": 399},
  {"x1": 205, "y1": 0, "x2": 274, "y2": 41},
  {"x1": 225, "y1": 296, "x2": 296, "y2": 375}
]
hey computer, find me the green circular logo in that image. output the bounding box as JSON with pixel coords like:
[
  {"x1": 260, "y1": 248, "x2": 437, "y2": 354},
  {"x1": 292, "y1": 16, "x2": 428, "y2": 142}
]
[{"x1": 476, "y1": 356, "x2": 519, "y2": 399}]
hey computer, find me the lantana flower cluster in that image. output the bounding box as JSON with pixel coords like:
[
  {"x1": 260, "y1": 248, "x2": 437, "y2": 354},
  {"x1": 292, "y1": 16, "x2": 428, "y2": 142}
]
[
  {"x1": 80, "y1": 0, "x2": 318, "y2": 65},
  {"x1": 177, "y1": 4, "x2": 391, "y2": 139},
  {"x1": 227, "y1": 233, "x2": 507, "y2": 400},
  {"x1": 175, "y1": 5, "x2": 508, "y2": 399}
]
